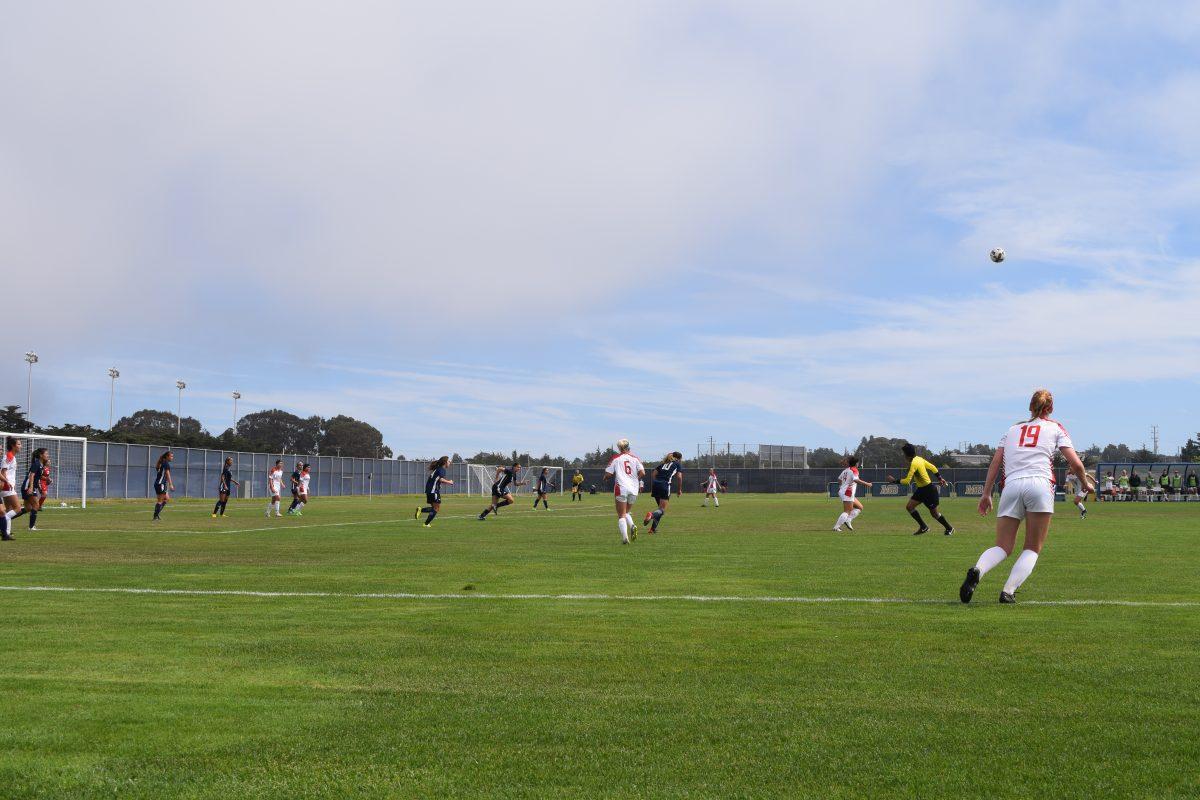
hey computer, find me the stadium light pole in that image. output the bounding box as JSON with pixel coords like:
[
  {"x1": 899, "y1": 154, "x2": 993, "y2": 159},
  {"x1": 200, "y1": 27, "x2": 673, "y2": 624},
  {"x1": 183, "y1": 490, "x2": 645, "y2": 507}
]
[
  {"x1": 107, "y1": 368, "x2": 120, "y2": 430},
  {"x1": 231, "y1": 391, "x2": 241, "y2": 433},
  {"x1": 24, "y1": 352, "x2": 38, "y2": 423},
  {"x1": 175, "y1": 380, "x2": 187, "y2": 435}
]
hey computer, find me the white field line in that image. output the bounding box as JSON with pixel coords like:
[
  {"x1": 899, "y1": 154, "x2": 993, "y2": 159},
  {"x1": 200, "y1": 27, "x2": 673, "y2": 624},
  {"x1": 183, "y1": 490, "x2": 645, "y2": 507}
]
[
  {"x1": 0, "y1": 585, "x2": 1195, "y2": 608},
  {"x1": 37, "y1": 505, "x2": 617, "y2": 535}
]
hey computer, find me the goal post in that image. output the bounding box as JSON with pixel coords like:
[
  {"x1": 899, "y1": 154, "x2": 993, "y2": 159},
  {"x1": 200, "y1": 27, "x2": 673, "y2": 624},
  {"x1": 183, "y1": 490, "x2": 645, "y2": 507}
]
[
  {"x1": 465, "y1": 464, "x2": 564, "y2": 496},
  {"x1": 0, "y1": 431, "x2": 87, "y2": 508}
]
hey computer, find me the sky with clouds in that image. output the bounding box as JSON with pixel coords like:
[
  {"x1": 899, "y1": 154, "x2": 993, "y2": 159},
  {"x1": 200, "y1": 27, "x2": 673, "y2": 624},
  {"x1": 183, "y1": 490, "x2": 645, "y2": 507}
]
[{"x1": 2, "y1": 0, "x2": 1197, "y2": 458}]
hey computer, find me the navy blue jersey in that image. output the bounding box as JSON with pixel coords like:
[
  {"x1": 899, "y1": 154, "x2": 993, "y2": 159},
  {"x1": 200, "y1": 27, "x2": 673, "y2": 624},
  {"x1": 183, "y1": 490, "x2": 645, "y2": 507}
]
[
  {"x1": 537, "y1": 473, "x2": 551, "y2": 493},
  {"x1": 493, "y1": 468, "x2": 517, "y2": 493},
  {"x1": 219, "y1": 468, "x2": 234, "y2": 493},
  {"x1": 155, "y1": 461, "x2": 171, "y2": 487},
  {"x1": 291, "y1": 470, "x2": 302, "y2": 492},
  {"x1": 23, "y1": 462, "x2": 45, "y2": 494},
  {"x1": 654, "y1": 460, "x2": 681, "y2": 488},
  {"x1": 425, "y1": 467, "x2": 446, "y2": 495}
]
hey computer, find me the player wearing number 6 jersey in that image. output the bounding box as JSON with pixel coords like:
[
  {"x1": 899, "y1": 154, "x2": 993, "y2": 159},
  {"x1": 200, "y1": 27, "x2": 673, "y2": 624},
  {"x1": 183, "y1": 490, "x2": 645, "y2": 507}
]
[
  {"x1": 960, "y1": 389, "x2": 1093, "y2": 604},
  {"x1": 833, "y1": 455, "x2": 872, "y2": 532},
  {"x1": 604, "y1": 439, "x2": 644, "y2": 544}
]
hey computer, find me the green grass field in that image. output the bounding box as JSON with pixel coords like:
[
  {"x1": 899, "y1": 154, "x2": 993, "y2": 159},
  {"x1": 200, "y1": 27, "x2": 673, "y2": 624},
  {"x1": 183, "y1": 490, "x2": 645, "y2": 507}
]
[{"x1": 1, "y1": 493, "x2": 1197, "y2": 799}]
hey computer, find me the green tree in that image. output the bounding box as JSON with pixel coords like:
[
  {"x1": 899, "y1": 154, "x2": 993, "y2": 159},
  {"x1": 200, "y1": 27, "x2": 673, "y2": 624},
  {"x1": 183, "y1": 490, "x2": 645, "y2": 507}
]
[
  {"x1": 113, "y1": 409, "x2": 205, "y2": 438},
  {"x1": 321, "y1": 415, "x2": 392, "y2": 458},
  {"x1": 1181, "y1": 434, "x2": 1200, "y2": 462},
  {"x1": 806, "y1": 447, "x2": 845, "y2": 468},
  {"x1": 38, "y1": 423, "x2": 104, "y2": 438},
  {"x1": 0, "y1": 405, "x2": 35, "y2": 433},
  {"x1": 236, "y1": 410, "x2": 323, "y2": 453}
]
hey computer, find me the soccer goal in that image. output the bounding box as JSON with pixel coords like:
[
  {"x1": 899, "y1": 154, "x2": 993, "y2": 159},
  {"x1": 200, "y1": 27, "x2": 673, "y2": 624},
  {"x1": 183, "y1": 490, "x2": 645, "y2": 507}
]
[
  {"x1": 0, "y1": 432, "x2": 87, "y2": 508},
  {"x1": 465, "y1": 464, "x2": 564, "y2": 496}
]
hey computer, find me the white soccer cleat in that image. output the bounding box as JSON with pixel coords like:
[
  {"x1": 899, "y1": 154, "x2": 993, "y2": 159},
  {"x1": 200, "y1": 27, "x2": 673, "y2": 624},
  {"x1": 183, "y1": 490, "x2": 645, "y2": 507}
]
[{"x1": 833, "y1": 525, "x2": 842, "y2": 532}]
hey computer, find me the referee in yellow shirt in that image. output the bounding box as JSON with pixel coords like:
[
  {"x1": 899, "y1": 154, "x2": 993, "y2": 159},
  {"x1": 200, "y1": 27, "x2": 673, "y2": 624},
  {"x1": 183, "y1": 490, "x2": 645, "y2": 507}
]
[
  {"x1": 886, "y1": 443, "x2": 953, "y2": 536},
  {"x1": 570, "y1": 469, "x2": 585, "y2": 501}
]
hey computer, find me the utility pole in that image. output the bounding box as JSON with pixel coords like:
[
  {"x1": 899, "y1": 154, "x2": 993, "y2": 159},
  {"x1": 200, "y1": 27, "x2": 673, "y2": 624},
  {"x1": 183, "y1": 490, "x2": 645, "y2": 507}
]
[
  {"x1": 24, "y1": 351, "x2": 38, "y2": 421},
  {"x1": 1151, "y1": 425, "x2": 1160, "y2": 456},
  {"x1": 232, "y1": 391, "x2": 241, "y2": 433},
  {"x1": 107, "y1": 368, "x2": 120, "y2": 429},
  {"x1": 175, "y1": 380, "x2": 187, "y2": 435}
]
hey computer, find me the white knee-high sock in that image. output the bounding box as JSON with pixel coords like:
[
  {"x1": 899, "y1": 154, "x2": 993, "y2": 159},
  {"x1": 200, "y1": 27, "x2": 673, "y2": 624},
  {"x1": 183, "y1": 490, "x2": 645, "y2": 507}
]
[
  {"x1": 849, "y1": 508, "x2": 861, "y2": 520},
  {"x1": 714, "y1": 496, "x2": 719, "y2": 507},
  {"x1": 835, "y1": 512, "x2": 848, "y2": 528},
  {"x1": 974, "y1": 546, "x2": 1009, "y2": 576},
  {"x1": 618, "y1": 517, "x2": 629, "y2": 542},
  {"x1": 625, "y1": 513, "x2": 634, "y2": 527},
  {"x1": 1003, "y1": 550, "x2": 1039, "y2": 594},
  {"x1": 1075, "y1": 501, "x2": 1086, "y2": 512}
]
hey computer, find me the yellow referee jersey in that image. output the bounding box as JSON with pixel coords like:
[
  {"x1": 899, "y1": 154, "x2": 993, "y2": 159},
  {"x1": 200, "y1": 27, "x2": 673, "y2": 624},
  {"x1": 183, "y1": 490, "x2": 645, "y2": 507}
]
[{"x1": 899, "y1": 456, "x2": 940, "y2": 488}]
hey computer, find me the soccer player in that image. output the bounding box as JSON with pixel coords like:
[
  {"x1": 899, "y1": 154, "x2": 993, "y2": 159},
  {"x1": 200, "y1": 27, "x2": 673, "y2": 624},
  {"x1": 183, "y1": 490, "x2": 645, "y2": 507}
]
[
  {"x1": 212, "y1": 457, "x2": 240, "y2": 517},
  {"x1": 644, "y1": 451, "x2": 683, "y2": 533},
  {"x1": 265, "y1": 459, "x2": 284, "y2": 517},
  {"x1": 571, "y1": 469, "x2": 584, "y2": 501},
  {"x1": 298, "y1": 463, "x2": 311, "y2": 511},
  {"x1": 604, "y1": 439, "x2": 644, "y2": 544},
  {"x1": 1064, "y1": 471, "x2": 1088, "y2": 518},
  {"x1": 1101, "y1": 471, "x2": 1115, "y2": 501},
  {"x1": 960, "y1": 389, "x2": 1092, "y2": 604},
  {"x1": 287, "y1": 462, "x2": 304, "y2": 515},
  {"x1": 887, "y1": 444, "x2": 952, "y2": 535},
  {"x1": 0, "y1": 437, "x2": 20, "y2": 540},
  {"x1": 1170, "y1": 469, "x2": 1182, "y2": 500},
  {"x1": 1117, "y1": 469, "x2": 1130, "y2": 500},
  {"x1": 152, "y1": 451, "x2": 174, "y2": 521},
  {"x1": 14, "y1": 448, "x2": 49, "y2": 531},
  {"x1": 701, "y1": 468, "x2": 720, "y2": 508},
  {"x1": 478, "y1": 463, "x2": 524, "y2": 519},
  {"x1": 533, "y1": 468, "x2": 553, "y2": 510},
  {"x1": 1188, "y1": 471, "x2": 1199, "y2": 497},
  {"x1": 416, "y1": 456, "x2": 454, "y2": 527},
  {"x1": 833, "y1": 455, "x2": 873, "y2": 532}
]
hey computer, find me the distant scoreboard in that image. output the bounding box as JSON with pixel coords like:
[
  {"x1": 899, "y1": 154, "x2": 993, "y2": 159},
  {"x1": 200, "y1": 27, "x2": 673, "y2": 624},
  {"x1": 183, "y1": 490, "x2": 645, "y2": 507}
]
[{"x1": 758, "y1": 445, "x2": 808, "y2": 469}]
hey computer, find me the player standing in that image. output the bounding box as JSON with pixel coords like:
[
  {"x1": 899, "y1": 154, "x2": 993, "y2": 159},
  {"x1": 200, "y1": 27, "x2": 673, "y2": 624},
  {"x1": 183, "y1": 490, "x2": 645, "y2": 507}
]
[
  {"x1": 833, "y1": 455, "x2": 873, "y2": 532},
  {"x1": 152, "y1": 451, "x2": 174, "y2": 521},
  {"x1": 265, "y1": 459, "x2": 284, "y2": 517},
  {"x1": 416, "y1": 456, "x2": 454, "y2": 527},
  {"x1": 1064, "y1": 471, "x2": 1088, "y2": 518},
  {"x1": 643, "y1": 451, "x2": 683, "y2": 533},
  {"x1": 0, "y1": 437, "x2": 21, "y2": 540},
  {"x1": 887, "y1": 444, "x2": 952, "y2": 535},
  {"x1": 960, "y1": 389, "x2": 1092, "y2": 604},
  {"x1": 287, "y1": 462, "x2": 304, "y2": 515},
  {"x1": 701, "y1": 468, "x2": 720, "y2": 508},
  {"x1": 212, "y1": 457, "x2": 240, "y2": 517},
  {"x1": 478, "y1": 463, "x2": 524, "y2": 519},
  {"x1": 604, "y1": 439, "x2": 644, "y2": 544},
  {"x1": 533, "y1": 468, "x2": 554, "y2": 510},
  {"x1": 571, "y1": 469, "x2": 584, "y2": 501},
  {"x1": 298, "y1": 463, "x2": 311, "y2": 511}
]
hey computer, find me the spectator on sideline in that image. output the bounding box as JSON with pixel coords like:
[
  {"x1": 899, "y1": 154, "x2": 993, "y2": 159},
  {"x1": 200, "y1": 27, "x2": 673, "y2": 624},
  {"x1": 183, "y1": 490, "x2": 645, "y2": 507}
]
[
  {"x1": 1129, "y1": 470, "x2": 1142, "y2": 500},
  {"x1": 1187, "y1": 471, "x2": 1199, "y2": 497},
  {"x1": 1170, "y1": 469, "x2": 1182, "y2": 500},
  {"x1": 1118, "y1": 469, "x2": 1130, "y2": 500}
]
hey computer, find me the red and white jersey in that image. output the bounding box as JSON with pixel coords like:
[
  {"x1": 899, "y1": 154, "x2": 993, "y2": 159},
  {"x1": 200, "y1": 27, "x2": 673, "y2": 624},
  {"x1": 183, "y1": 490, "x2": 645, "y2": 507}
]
[
  {"x1": 0, "y1": 450, "x2": 16, "y2": 491},
  {"x1": 838, "y1": 467, "x2": 859, "y2": 499},
  {"x1": 705, "y1": 473, "x2": 719, "y2": 492},
  {"x1": 999, "y1": 418, "x2": 1073, "y2": 482},
  {"x1": 267, "y1": 468, "x2": 283, "y2": 493},
  {"x1": 605, "y1": 452, "x2": 644, "y2": 496},
  {"x1": 300, "y1": 471, "x2": 311, "y2": 494}
]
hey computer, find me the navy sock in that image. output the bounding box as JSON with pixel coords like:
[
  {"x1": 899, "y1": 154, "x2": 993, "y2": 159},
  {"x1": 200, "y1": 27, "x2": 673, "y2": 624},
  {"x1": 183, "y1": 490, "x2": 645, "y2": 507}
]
[
  {"x1": 28, "y1": 510, "x2": 37, "y2": 528},
  {"x1": 425, "y1": 510, "x2": 437, "y2": 524},
  {"x1": 936, "y1": 513, "x2": 952, "y2": 531},
  {"x1": 153, "y1": 503, "x2": 163, "y2": 519}
]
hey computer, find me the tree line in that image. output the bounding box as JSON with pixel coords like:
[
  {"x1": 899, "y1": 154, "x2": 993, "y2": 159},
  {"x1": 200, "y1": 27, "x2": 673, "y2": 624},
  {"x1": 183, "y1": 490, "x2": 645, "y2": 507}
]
[{"x1": 2, "y1": 403, "x2": 1196, "y2": 466}]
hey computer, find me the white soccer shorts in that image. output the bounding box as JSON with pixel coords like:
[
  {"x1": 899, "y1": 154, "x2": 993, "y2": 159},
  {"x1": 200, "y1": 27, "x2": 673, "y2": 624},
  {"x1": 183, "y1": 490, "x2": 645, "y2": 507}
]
[
  {"x1": 614, "y1": 491, "x2": 638, "y2": 504},
  {"x1": 997, "y1": 477, "x2": 1055, "y2": 519}
]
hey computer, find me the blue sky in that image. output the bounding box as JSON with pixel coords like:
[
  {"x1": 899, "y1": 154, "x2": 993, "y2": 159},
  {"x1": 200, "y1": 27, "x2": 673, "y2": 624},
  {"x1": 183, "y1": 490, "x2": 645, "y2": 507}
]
[{"x1": 1, "y1": 1, "x2": 1198, "y2": 458}]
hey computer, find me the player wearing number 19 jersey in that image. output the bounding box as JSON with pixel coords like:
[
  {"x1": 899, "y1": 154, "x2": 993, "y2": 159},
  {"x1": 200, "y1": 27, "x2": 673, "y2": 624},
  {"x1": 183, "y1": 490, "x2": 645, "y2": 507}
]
[
  {"x1": 960, "y1": 389, "x2": 1093, "y2": 604},
  {"x1": 604, "y1": 439, "x2": 644, "y2": 544}
]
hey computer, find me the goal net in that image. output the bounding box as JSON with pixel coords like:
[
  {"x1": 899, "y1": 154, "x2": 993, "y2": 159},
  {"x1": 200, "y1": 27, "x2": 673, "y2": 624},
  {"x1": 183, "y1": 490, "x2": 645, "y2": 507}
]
[
  {"x1": 466, "y1": 464, "x2": 564, "y2": 496},
  {"x1": 0, "y1": 432, "x2": 87, "y2": 508}
]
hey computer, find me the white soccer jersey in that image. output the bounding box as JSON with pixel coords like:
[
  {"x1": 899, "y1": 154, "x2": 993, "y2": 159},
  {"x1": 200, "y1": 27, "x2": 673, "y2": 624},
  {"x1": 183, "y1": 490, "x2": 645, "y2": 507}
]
[
  {"x1": 300, "y1": 473, "x2": 311, "y2": 493},
  {"x1": 0, "y1": 450, "x2": 15, "y2": 492},
  {"x1": 706, "y1": 474, "x2": 719, "y2": 492},
  {"x1": 999, "y1": 418, "x2": 1073, "y2": 482},
  {"x1": 1065, "y1": 473, "x2": 1085, "y2": 496},
  {"x1": 606, "y1": 453, "x2": 644, "y2": 496},
  {"x1": 268, "y1": 468, "x2": 282, "y2": 493},
  {"x1": 838, "y1": 467, "x2": 858, "y2": 500}
]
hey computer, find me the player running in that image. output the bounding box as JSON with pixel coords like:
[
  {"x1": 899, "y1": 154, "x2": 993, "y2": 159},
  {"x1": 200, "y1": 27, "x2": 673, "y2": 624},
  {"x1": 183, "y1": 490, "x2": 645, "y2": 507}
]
[
  {"x1": 17, "y1": 450, "x2": 52, "y2": 530},
  {"x1": 604, "y1": 439, "x2": 645, "y2": 544},
  {"x1": 478, "y1": 463, "x2": 525, "y2": 519},
  {"x1": 1064, "y1": 471, "x2": 1089, "y2": 518},
  {"x1": 960, "y1": 389, "x2": 1093, "y2": 604},
  {"x1": 298, "y1": 463, "x2": 311, "y2": 511},
  {"x1": 0, "y1": 438, "x2": 20, "y2": 540},
  {"x1": 570, "y1": 469, "x2": 584, "y2": 501},
  {"x1": 287, "y1": 462, "x2": 304, "y2": 515},
  {"x1": 265, "y1": 459, "x2": 284, "y2": 517},
  {"x1": 644, "y1": 451, "x2": 683, "y2": 533},
  {"x1": 887, "y1": 444, "x2": 952, "y2": 536},
  {"x1": 416, "y1": 456, "x2": 454, "y2": 527},
  {"x1": 152, "y1": 451, "x2": 174, "y2": 521},
  {"x1": 533, "y1": 468, "x2": 554, "y2": 510},
  {"x1": 212, "y1": 457, "x2": 240, "y2": 517},
  {"x1": 701, "y1": 468, "x2": 721, "y2": 508},
  {"x1": 833, "y1": 455, "x2": 873, "y2": 532}
]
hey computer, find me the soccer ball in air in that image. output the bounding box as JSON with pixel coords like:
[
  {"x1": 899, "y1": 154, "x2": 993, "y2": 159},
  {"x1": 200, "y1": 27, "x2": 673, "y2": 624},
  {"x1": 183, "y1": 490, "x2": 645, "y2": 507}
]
[{"x1": 989, "y1": 247, "x2": 1005, "y2": 263}]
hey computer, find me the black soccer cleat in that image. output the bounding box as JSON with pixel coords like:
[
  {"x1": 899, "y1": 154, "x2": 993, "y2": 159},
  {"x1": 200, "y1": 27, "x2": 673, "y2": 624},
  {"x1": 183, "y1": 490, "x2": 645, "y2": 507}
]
[
  {"x1": 477, "y1": 513, "x2": 487, "y2": 521},
  {"x1": 959, "y1": 567, "x2": 980, "y2": 604},
  {"x1": 844, "y1": 521, "x2": 855, "y2": 531},
  {"x1": 999, "y1": 591, "x2": 1017, "y2": 604},
  {"x1": 1, "y1": 533, "x2": 13, "y2": 541},
  {"x1": 943, "y1": 527, "x2": 954, "y2": 536},
  {"x1": 912, "y1": 527, "x2": 930, "y2": 536}
]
